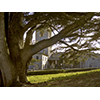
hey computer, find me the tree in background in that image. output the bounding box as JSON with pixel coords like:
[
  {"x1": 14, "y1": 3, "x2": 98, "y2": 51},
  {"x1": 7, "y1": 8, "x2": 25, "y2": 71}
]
[{"x1": 0, "y1": 12, "x2": 99, "y2": 86}]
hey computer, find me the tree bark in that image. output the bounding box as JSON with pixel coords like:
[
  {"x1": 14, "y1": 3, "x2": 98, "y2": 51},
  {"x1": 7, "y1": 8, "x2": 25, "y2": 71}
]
[
  {"x1": 19, "y1": 63, "x2": 28, "y2": 83},
  {"x1": 0, "y1": 12, "x2": 16, "y2": 86}
]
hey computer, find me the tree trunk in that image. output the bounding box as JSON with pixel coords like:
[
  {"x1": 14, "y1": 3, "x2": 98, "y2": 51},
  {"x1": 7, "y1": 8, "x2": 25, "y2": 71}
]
[
  {"x1": 18, "y1": 56, "x2": 32, "y2": 83},
  {"x1": 4, "y1": 12, "x2": 28, "y2": 85},
  {"x1": 0, "y1": 12, "x2": 16, "y2": 86},
  {"x1": 0, "y1": 56, "x2": 16, "y2": 86},
  {"x1": 19, "y1": 64, "x2": 28, "y2": 83}
]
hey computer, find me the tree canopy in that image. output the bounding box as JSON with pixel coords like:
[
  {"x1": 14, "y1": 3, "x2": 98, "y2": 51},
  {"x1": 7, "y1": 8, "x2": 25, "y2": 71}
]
[
  {"x1": 1, "y1": 12, "x2": 100, "y2": 86},
  {"x1": 48, "y1": 13, "x2": 100, "y2": 65}
]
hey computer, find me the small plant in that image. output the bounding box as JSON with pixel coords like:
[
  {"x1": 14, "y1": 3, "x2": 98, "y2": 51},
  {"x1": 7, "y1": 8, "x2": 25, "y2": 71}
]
[{"x1": 29, "y1": 58, "x2": 40, "y2": 65}]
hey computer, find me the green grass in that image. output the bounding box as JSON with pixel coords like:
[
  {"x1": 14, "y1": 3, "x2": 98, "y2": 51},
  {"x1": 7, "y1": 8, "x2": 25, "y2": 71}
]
[{"x1": 27, "y1": 68, "x2": 100, "y2": 87}]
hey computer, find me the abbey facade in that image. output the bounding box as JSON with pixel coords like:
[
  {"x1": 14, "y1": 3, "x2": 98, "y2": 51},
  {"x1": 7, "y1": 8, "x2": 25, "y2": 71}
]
[{"x1": 28, "y1": 30, "x2": 100, "y2": 70}]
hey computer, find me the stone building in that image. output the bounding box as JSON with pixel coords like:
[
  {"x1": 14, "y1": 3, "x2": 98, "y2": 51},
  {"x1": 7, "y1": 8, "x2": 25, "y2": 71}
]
[
  {"x1": 48, "y1": 52, "x2": 63, "y2": 68},
  {"x1": 28, "y1": 29, "x2": 52, "y2": 70},
  {"x1": 28, "y1": 29, "x2": 100, "y2": 70},
  {"x1": 48, "y1": 53, "x2": 100, "y2": 69},
  {"x1": 80, "y1": 55, "x2": 100, "y2": 68}
]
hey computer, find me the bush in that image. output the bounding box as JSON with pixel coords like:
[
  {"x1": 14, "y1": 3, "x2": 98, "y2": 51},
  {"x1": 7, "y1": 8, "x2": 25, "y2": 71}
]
[{"x1": 27, "y1": 68, "x2": 99, "y2": 76}]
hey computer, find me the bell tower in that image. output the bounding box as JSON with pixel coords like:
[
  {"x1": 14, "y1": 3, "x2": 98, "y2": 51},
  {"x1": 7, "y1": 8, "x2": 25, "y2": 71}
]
[
  {"x1": 32, "y1": 29, "x2": 52, "y2": 70},
  {"x1": 36, "y1": 29, "x2": 52, "y2": 56}
]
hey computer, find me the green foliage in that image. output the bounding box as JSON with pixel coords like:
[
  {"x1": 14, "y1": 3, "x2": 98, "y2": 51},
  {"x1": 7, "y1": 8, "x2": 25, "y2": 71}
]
[
  {"x1": 29, "y1": 58, "x2": 40, "y2": 65},
  {"x1": 59, "y1": 47, "x2": 100, "y2": 65}
]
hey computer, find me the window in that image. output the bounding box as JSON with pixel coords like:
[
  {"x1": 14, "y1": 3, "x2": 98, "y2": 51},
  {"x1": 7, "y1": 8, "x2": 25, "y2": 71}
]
[
  {"x1": 43, "y1": 50, "x2": 45, "y2": 54},
  {"x1": 36, "y1": 56, "x2": 39, "y2": 60},
  {"x1": 92, "y1": 58, "x2": 95, "y2": 60},
  {"x1": 45, "y1": 57, "x2": 46, "y2": 61}
]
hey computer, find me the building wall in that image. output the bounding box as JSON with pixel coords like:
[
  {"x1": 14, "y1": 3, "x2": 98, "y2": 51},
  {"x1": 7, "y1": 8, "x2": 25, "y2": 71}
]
[
  {"x1": 48, "y1": 53, "x2": 100, "y2": 69},
  {"x1": 42, "y1": 55, "x2": 48, "y2": 69},
  {"x1": 32, "y1": 54, "x2": 49, "y2": 70},
  {"x1": 84, "y1": 57, "x2": 100, "y2": 68},
  {"x1": 28, "y1": 29, "x2": 52, "y2": 70},
  {"x1": 79, "y1": 56, "x2": 100, "y2": 68},
  {"x1": 33, "y1": 54, "x2": 42, "y2": 69}
]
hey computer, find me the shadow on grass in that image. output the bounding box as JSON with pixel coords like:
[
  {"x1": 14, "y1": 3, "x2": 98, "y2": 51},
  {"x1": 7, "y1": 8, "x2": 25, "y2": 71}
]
[{"x1": 27, "y1": 69, "x2": 100, "y2": 87}]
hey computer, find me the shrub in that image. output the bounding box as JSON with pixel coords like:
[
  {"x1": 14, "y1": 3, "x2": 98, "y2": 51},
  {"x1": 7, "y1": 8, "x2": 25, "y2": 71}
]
[{"x1": 27, "y1": 68, "x2": 98, "y2": 76}]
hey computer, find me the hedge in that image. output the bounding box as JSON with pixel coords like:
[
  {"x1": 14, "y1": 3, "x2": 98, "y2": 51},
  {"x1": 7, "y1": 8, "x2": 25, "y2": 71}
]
[{"x1": 27, "y1": 68, "x2": 99, "y2": 76}]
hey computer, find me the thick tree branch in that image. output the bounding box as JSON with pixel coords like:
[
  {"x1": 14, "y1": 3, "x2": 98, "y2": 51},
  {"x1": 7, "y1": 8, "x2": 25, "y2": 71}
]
[
  {"x1": 24, "y1": 29, "x2": 33, "y2": 46},
  {"x1": 24, "y1": 25, "x2": 36, "y2": 47},
  {"x1": 22, "y1": 13, "x2": 52, "y2": 35},
  {"x1": 20, "y1": 13, "x2": 94, "y2": 64},
  {"x1": 0, "y1": 13, "x2": 16, "y2": 86}
]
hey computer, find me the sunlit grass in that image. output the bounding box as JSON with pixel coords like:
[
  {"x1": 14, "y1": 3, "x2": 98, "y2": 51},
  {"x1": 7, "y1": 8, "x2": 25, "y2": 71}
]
[
  {"x1": 27, "y1": 68, "x2": 100, "y2": 87},
  {"x1": 27, "y1": 72, "x2": 82, "y2": 83}
]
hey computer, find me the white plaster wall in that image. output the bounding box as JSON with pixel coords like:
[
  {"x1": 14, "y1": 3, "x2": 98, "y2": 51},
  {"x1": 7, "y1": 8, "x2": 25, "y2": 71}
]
[{"x1": 41, "y1": 55, "x2": 48, "y2": 69}]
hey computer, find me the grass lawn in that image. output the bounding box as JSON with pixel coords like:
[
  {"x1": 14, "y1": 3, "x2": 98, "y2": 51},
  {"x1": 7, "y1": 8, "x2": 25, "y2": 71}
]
[{"x1": 27, "y1": 68, "x2": 100, "y2": 87}]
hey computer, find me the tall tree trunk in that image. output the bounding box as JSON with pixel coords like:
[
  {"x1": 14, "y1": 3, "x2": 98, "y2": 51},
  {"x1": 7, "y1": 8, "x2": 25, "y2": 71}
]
[
  {"x1": 4, "y1": 12, "x2": 27, "y2": 84},
  {"x1": 0, "y1": 12, "x2": 16, "y2": 86},
  {"x1": 18, "y1": 55, "x2": 33, "y2": 83},
  {"x1": 19, "y1": 63, "x2": 28, "y2": 83}
]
